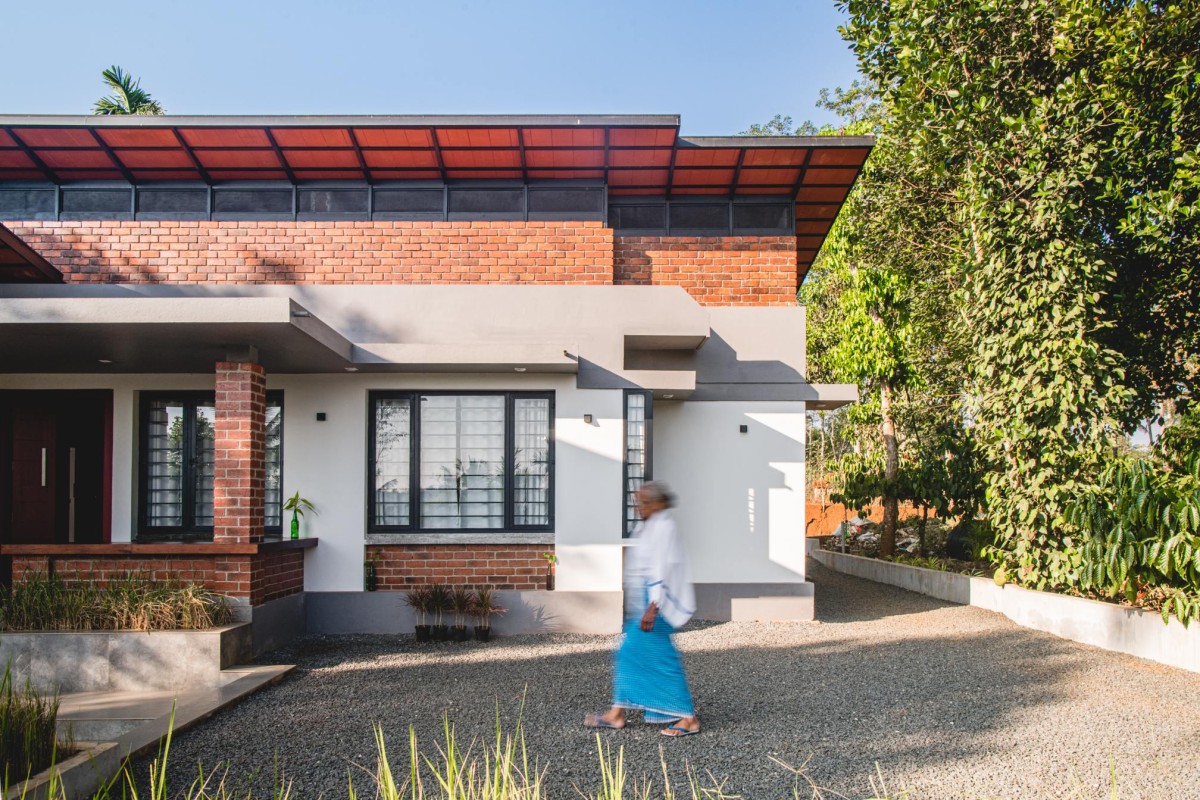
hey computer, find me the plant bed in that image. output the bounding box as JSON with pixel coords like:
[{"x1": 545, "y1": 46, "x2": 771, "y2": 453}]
[
  {"x1": 4, "y1": 741, "x2": 120, "y2": 800},
  {"x1": 809, "y1": 543, "x2": 1200, "y2": 673}
]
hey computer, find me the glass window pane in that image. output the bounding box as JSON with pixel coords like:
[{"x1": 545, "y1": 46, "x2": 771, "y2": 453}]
[
  {"x1": 264, "y1": 403, "x2": 283, "y2": 527},
  {"x1": 375, "y1": 398, "x2": 412, "y2": 526},
  {"x1": 625, "y1": 393, "x2": 648, "y2": 536},
  {"x1": 420, "y1": 395, "x2": 505, "y2": 529},
  {"x1": 514, "y1": 398, "x2": 551, "y2": 526},
  {"x1": 193, "y1": 404, "x2": 216, "y2": 527},
  {"x1": 145, "y1": 400, "x2": 185, "y2": 527}
]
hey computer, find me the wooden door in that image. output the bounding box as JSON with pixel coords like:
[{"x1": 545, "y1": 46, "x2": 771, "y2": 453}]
[{"x1": 9, "y1": 405, "x2": 57, "y2": 544}]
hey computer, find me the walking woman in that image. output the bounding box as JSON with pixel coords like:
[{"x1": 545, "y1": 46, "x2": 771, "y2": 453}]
[{"x1": 585, "y1": 481, "x2": 701, "y2": 737}]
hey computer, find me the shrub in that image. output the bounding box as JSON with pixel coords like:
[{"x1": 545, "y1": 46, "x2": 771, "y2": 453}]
[
  {"x1": 1066, "y1": 452, "x2": 1200, "y2": 625},
  {"x1": 0, "y1": 573, "x2": 233, "y2": 632}
]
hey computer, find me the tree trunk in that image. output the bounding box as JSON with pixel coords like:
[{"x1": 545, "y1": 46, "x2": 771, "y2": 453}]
[
  {"x1": 818, "y1": 411, "x2": 828, "y2": 510},
  {"x1": 918, "y1": 504, "x2": 928, "y2": 556},
  {"x1": 881, "y1": 379, "x2": 899, "y2": 557}
]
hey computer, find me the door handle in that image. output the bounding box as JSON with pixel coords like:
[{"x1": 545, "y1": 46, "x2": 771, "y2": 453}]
[{"x1": 41, "y1": 447, "x2": 47, "y2": 487}]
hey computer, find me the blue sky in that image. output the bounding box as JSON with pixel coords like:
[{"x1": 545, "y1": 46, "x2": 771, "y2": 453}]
[{"x1": 1, "y1": 0, "x2": 862, "y2": 135}]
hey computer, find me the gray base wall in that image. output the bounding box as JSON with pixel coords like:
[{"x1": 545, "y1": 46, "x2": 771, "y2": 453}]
[
  {"x1": 693, "y1": 582, "x2": 815, "y2": 622},
  {"x1": 306, "y1": 590, "x2": 623, "y2": 635},
  {"x1": 249, "y1": 593, "x2": 306, "y2": 656},
  {"x1": 0, "y1": 624, "x2": 252, "y2": 693}
]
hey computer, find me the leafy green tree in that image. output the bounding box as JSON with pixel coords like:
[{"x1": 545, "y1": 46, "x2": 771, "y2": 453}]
[
  {"x1": 840, "y1": 0, "x2": 1199, "y2": 588},
  {"x1": 93, "y1": 66, "x2": 165, "y2": 115},
  {"x1": 741, "y1": 114, "x2": 818, "y2": 136},
  {"x1": 793, "y1": 84, "x2": 972, "y2": 556}
]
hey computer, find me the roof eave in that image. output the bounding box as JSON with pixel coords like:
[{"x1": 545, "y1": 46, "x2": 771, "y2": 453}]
[{"x1": 0, "y1": 114, "x2": 682, "y2": 129}]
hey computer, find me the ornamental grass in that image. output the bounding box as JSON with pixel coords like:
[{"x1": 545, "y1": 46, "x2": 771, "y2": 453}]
[
  {"x1": 0, "y1": 572, "x2": 233, "y2": 632},
  {"x1": 0, "y1": 661, "x2": 70, "y2": 785},
  {"x1": 15, "y1": 706, "x2": 1128, "y2": 800}
]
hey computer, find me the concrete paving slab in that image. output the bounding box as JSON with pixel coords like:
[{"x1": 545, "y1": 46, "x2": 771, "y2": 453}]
[{"x1": 11, "y1": 664, "x2": 294, "y2": 800}]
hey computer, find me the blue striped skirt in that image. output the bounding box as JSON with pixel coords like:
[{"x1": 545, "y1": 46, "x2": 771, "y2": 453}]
[{"x1": 612, "y1": 603, "x2": 696, "y2": 722}]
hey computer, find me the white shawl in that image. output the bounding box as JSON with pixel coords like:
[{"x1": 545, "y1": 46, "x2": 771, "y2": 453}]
[{"x1": 628, "y1": 510, "x2": 696, "y2": 629}]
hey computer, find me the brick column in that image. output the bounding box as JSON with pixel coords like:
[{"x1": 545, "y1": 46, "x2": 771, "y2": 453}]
[{"x1": 213, "y1": 361, "x2": 266, "y2": 544}]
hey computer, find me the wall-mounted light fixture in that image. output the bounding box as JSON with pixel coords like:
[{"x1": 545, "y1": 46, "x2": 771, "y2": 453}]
[{"x1": 514, "y1": 367, "x2": 527, "y2": 373}]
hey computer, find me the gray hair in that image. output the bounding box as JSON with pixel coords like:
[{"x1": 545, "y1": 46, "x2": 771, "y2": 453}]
[{"x1": 638, "y1": 480, "x2": 676, "y2": 508}]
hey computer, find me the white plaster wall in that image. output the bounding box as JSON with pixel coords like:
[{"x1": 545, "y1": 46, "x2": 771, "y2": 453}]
[
  {"x1": 271, "y1": 373, "x2": 626, "y2": 593},
  {"x1": 653, "y1": 401, "x2": 807, "y2": 584},
  {"x1": 1, "y1": 373, "x2": 626, "y2": 592}
]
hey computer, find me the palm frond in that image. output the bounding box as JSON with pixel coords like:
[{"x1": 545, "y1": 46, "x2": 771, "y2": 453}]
[{"x1": 93, "y1": 65, "x2": 165, "y2": 115}]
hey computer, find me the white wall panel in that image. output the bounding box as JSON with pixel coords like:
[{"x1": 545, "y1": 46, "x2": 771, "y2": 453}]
[{"x1": 653, "y1": 401, "x2": 806, "y2": 584}]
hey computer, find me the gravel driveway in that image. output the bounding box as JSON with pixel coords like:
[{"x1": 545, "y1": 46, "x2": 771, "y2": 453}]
[{"x1": 137, "y1": 560, "x2": 1200, "y2": 799}]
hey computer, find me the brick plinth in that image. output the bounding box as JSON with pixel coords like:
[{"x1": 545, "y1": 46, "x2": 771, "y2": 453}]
[
  {"x1": 366, "y1": 544, "x2": 553, "y2": 591},
  {"x1": 9, "y1": 545, "x2": 307, "y2": 605},
  {"x1": 614, "y1": 235, "x2": 798, "y2": 305},
  {"x1": 214, "y1": 362, "x2": 266, "y2": 544},
  {"x1": 8, "y1": 220, "x2": 613, "y2": 285},
  {"x1": 249, "y1": 549, "x2": 306, "y2": 605}
]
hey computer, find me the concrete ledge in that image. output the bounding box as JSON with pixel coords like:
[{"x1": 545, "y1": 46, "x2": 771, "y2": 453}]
[
  {"x1": 694, "y1": 582, "x2": 815, "y2": 621},
  {"x1": 0, "y1": 624, "x2": 253, "y2": 693},
  {"x1": 809, "y1": 544, "x2": 1200, "y2": 674},
  {"x1": 306, "y1": 590, "x2": 622, "y2": 635},
  {"x1": 4, "y1": 741, "x2": 122, "y2": 800}
]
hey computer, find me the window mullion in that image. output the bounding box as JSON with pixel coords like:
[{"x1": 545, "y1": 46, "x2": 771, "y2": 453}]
[
  {"x1": 409, "y1": 394, "x2": 420, "y2": 530},
  {"x1": 504, "y1": 394, "x2": 516, "y2": 529},
  {"x1": 181, "y1": 398, "x2": 196, "y2": 532}
]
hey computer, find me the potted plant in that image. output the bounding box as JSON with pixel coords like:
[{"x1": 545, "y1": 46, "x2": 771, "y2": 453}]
[
  {"x1": 470, "y1": 586, "x2": 507, "y2": 642},
  {"x1": 364, "y1": 554, "x2": 378, "y2": 592},
  {"x1": 450, "y1": 587, "x2": 474, "y2": 642},
  {"x1": 427, "y1": 584, "x2": 451, "y2": 642},
  {"x1": 405, "y1": 587, "x2": 432, "y2": 642},
  {"x1": 283, "y1": 491, "x2": 317, "y2": 540},
  {"x1": 541, "y1": 551, "x2": 557, "y2": 590}
]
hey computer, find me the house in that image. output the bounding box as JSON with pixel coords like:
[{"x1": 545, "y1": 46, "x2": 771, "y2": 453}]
[{"x1": 0, "y1": 115, "x2": 865, "y2": 651}]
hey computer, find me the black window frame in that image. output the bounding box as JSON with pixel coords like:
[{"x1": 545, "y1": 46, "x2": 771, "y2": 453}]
[
  {"x1": 137, "y1": 390, "x2": 284, "y2": 541},
  {"x1": 367, "y1": 390, "x2": 555, "y2": 534},
  {"x1": 623, "y1": 389, "x2": 653, "y2": 538}
]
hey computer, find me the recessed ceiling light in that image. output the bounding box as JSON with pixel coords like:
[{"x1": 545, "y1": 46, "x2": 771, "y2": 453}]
[
  {"x1": 98, "y1": 359, "x2": 113, "y2": 364},
  {"x1": 344, "y1": 367, "x2": 359, "y2": 372},
  {"x1": 514, "y1": 367, "x2": 527, "y2": 373}
]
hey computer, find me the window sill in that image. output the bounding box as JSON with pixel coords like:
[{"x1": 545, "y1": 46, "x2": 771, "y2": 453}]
[{"x1": 365, "y1": 532, "x2": 555, "y2": 546}]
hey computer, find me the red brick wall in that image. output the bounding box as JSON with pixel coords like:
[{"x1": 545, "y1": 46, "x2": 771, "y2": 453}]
[
  {"x1": 613, "y1": 236, "x2": 798, "y2": 305},
  {"x1": 214, "y1": 362, "x2": 266, "y2": 545},
  {"x1": 249, "y1": 549, "x2": 305, "y2": 605},
  {"x1": 7, "y1": 222, "x2": 799, "y2": 304},
  {"x1": 10, "y1": 550, "x2": 305, "y2": 605},
  {"x1": 7, "y1": 220, "x2": 613, "y2": 285},
  {"x1": 11, "y1": 554, "x2": 253, "y2": 598},
  {"x1": 366, "y1": 544, "x2": 553, "y2": 591}
]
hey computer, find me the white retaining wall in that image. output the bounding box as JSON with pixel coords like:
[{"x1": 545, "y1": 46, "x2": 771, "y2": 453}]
[{"x1": 809, "y1": 544, "x2": 1200, "y2": 674}]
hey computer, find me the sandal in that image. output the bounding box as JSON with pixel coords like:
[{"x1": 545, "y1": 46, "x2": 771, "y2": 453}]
[
  {"x1": 584, "y1": 712, "x2": 625, "y2": 730},
  {"x1": 660, "y1": 723, "x2": 701, "y2": 737}
]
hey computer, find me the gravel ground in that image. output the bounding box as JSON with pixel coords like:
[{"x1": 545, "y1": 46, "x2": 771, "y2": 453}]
[{"x1": 135, "y1": 559, "x2": 1200, "y2": 800}]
